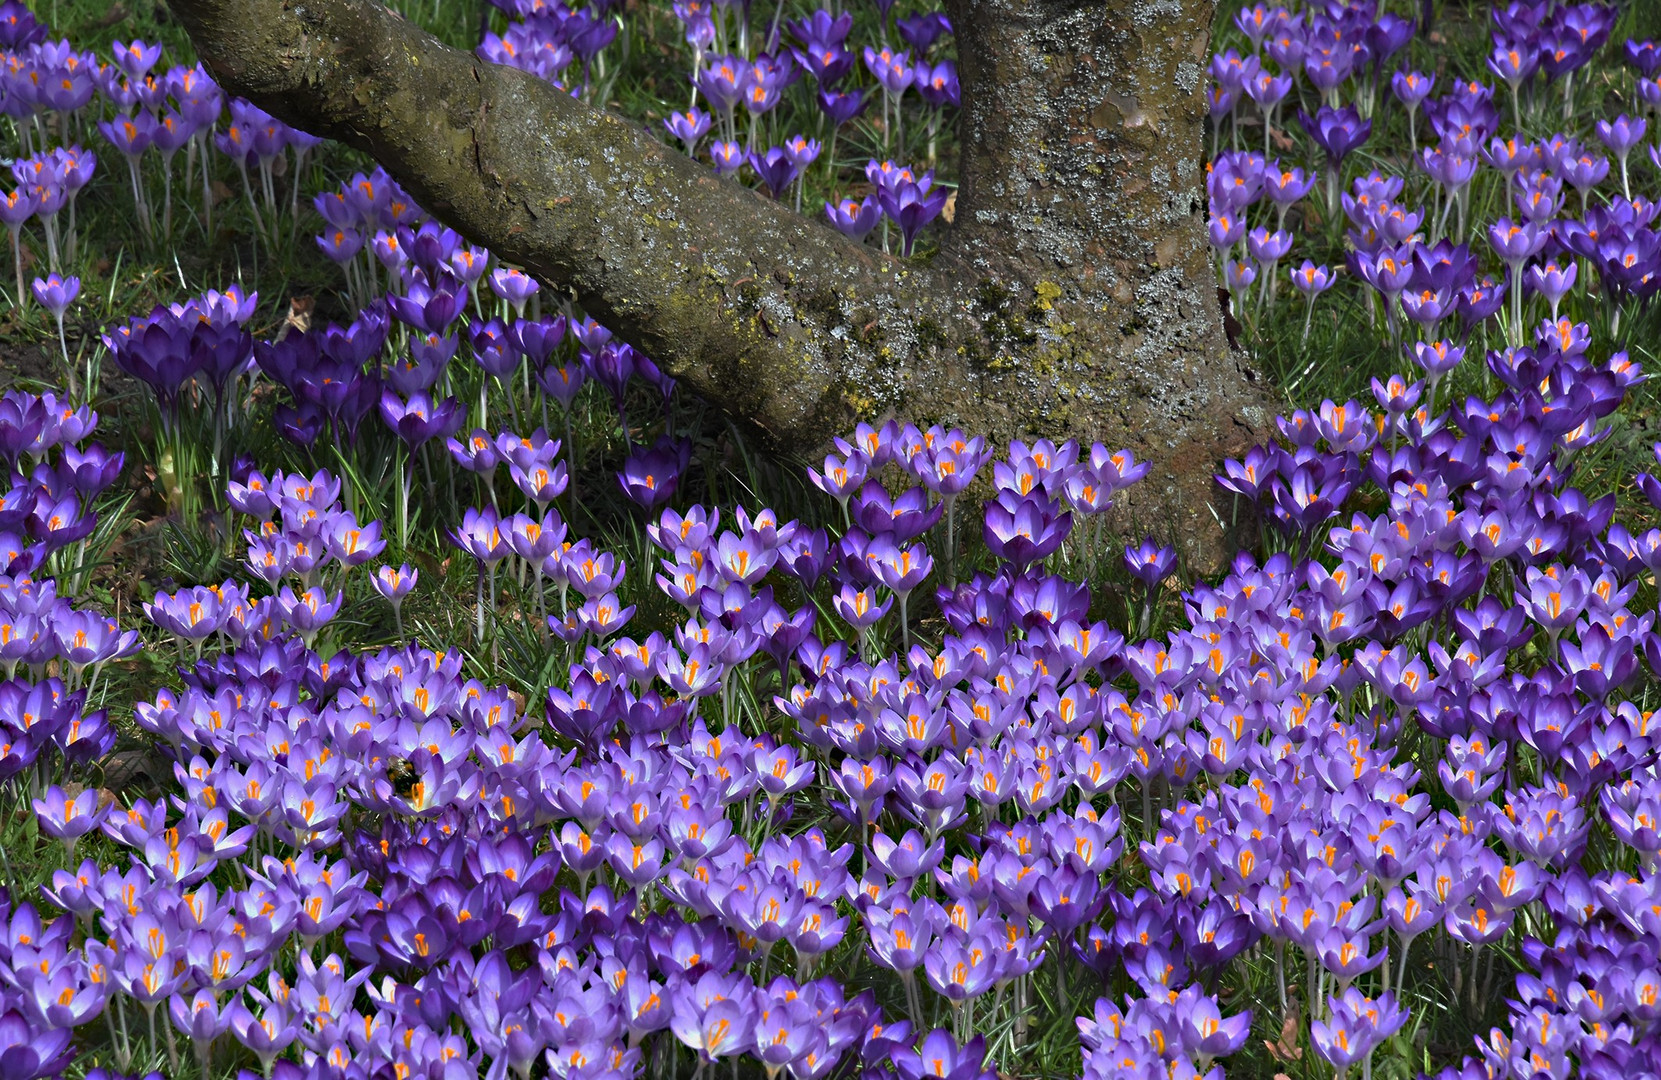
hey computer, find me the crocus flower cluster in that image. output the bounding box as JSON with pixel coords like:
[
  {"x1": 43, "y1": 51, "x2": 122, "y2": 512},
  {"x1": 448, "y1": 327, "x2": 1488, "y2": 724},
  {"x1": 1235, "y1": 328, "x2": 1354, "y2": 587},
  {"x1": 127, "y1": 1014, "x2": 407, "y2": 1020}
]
[
  {"x1": 2, "y1": 20, "x2": 328, "y2": 255},
  {"x1": 91, "y1": 48, "x2": 233, "y2": 242},
  {"x1": 616, "y1": 0, "x2": 953, "y2": 252},
  {"x1": 101, "y1": 285, "x2": 258, "y2": 424},
  {"x1": 474, "y1": 0, "x2": 960, "y2": 252},
  {"x1": 0, "y1": 390, "x2": 131, "y2": 802},
  {"x1": 1202, "y1": 0, "x2": 1661, "y2": 360},
  {"x1": 2, "y1": 143, "x2": 94, "y2": 290},
  {"x1": 38, "y1": 283, "x2": 1661, "y2": 1080},
  {"x1": 12, "y1": 1, "x2": 1661, "y2": 1079}
]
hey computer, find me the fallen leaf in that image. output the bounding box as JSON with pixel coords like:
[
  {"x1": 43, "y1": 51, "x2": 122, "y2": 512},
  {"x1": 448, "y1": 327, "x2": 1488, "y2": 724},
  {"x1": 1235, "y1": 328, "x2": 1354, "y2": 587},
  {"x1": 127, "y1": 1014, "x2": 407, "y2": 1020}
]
[
  {"x1": 1265, "y1": 1008, "x2": 1303, "y2": 1062},
  {"x1": 282, "y1": 296, "x2": 314, "y2": 339},
  {"x1": 942, "y1": 190, "x2": 957, "y2": 225}
]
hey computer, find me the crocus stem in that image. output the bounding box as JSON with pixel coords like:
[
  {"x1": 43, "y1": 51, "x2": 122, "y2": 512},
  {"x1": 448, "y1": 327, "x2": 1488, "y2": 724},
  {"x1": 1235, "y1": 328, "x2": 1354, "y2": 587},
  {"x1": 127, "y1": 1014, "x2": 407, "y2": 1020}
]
[
  {"x1": 104, "y1": 1008, "x2": 127, "y2": 1070},
  {"x1": 398, "y1": 446, "x2": 412, "y2": 550},
  {"x1": 1275, "y1": 939, "x2": 1287, "y2": 1016},
  {"x1": 200, "y1": 133, "x2": 215, "y2": 234},
  {"x1": 41, "y1": 215, "x2": 59, "y2": 273},
  {"x1": 9, "y1": 229, "x2": 22, "y2": 313},
  {"x1": 126, "y1": 158, "x2": 151, "y2": 245},
  {"x1": 900, "y1": 970, "x2": 924, "y2": 1033},
  {"x1": 565, "y1": 410, "x2": 578, "y2": 523},
  {"x1": 115, "y1": 993, "x2": 132, "y2": 1068},
  {"x1": 1091, "y1": 515, "x2": 1106, "y2": 582},
  {"x1": 162, "y1": 156, "x2": 173, "y2": 239},
  {"x1": 943, "y1": 494, "x2": 956, "y2": 586},
  {"x1": 164, "y1": 1014, "x2": 182, "y2": 1075},
  {"x1": 55, "y1": 312, "x2": 72, "y2": 399},
  {"x1": 237, "y1": 158, "x2": 267, "y2": 240},
  {"x1": 488, "y1": 562, "x2": 500, "y2": 667}
]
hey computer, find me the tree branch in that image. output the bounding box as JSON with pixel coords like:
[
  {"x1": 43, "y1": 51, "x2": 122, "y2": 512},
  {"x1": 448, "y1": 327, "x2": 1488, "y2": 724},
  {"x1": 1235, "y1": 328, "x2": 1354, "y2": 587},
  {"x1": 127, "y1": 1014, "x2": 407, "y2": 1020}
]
[{"x1": 166, "y1": 0, "x2": 947, "y2": 444}]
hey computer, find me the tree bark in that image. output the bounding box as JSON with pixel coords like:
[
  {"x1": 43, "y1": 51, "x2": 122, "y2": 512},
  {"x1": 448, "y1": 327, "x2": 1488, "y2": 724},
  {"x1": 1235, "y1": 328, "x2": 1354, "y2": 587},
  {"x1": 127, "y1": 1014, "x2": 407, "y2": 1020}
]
[{"x1": 165, "y1": 0, "x2": 1269, "y2": 560}]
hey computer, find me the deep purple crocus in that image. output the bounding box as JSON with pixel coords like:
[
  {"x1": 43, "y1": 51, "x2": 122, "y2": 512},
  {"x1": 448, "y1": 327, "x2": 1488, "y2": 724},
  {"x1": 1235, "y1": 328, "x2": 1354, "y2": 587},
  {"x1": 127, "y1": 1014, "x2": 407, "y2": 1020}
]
[{"x1": 826, "y1": 196, "x2": 880, "y2": 241}]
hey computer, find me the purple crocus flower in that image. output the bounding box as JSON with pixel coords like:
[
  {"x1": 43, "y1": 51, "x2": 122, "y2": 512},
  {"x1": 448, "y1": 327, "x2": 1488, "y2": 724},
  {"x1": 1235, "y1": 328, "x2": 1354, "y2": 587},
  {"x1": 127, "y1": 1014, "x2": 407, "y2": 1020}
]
[
  {"x1": 892, "y1": 1030, "x2": 990, "y2": 1080},
  {"x1": 1596, "y1": 113, "x2": 1648, "y2": 197},
  {"x1": 33, "y1": 784, "x2": 107, "y2": 858},
  {"x1": 879, "y1": 176, "x2": 948, "y2": 256},
  {"x1": 29, "y1": 273, "x2": 77, "y2": 316},
  {"x1": 386, "y1": 274, "x2": 464, "y2": 334},
  {"x1": 1311, "y1": 987, "x2": 1408, "y2": 1068},
  {"x1": 914, "y1": 59, "x2": 960, "y2": 109},
  {"x1": 378, "y1": 389, "x2": 463, "y2": 448},
  {"x1": 1524, "y1": 258, "x2": 1578, "y2": 320},
  {"x1": 664, "y1": 106, "x2": 712, "y2": 153},
  {"x1": 983, "y1": 492, "x2": 1070, "y2": 568},
  {"x1": 373, "y1": 562, "x2": 418, "y2": 605},
  {"x1": 791, "y1": 11, "x2": 855, "y2": 84},
  {"x1": 826, "y1": 196, "x2": 880, "y2": 241},
  {"x1": 817, "y1": 87, "x2": 868, "y2": 127},
  {"x1": 1300, "y1": 105, "x2": 1371, "y2": 197},
  {"x1": 1124, "y1": 539, "x2": 1178, "y2": 587},
  {"x1": 618, "y1": 437, "x2": 688, "y2": 509},
  {"x1": 709, "y1": 139, "x2": 745, "y2": 175},
  {"x1": 488, "y1": 267, "x2": 540, "y2": 313},
  {"x1": 747, "y1": 146, "x2": 802, "y2": 199}
]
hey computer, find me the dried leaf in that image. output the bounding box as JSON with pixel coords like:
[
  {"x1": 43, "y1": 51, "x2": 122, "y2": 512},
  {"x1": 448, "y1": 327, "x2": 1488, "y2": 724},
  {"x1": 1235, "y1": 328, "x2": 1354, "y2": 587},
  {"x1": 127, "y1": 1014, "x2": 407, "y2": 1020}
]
[
  {"x1": 942, "y1": 190, "x2": 957, "y2": 225},
  {"x1": 1264, "y1": 1008, "x2": 1303, "y2": 1062},
  {"x1": 279, "y1": 296, "x2": 314, "y2": 341}
]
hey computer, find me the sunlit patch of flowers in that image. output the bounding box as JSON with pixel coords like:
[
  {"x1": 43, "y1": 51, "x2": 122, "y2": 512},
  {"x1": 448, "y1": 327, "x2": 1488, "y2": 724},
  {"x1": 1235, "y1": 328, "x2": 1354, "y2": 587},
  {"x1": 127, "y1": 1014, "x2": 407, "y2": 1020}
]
[{"x1": 0, "y1": 293, "x2": 1657, "y2": 1078}]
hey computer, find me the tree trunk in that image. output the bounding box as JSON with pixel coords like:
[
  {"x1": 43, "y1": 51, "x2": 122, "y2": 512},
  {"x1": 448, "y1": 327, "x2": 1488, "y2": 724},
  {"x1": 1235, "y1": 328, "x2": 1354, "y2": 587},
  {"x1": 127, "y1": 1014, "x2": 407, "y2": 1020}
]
[
  {"x1": 165, "y1": 0, "x2": 1269, "y2": 561},
  {"x1": 938, "y1": 0, "x2": 1270, "y2": 550}
]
